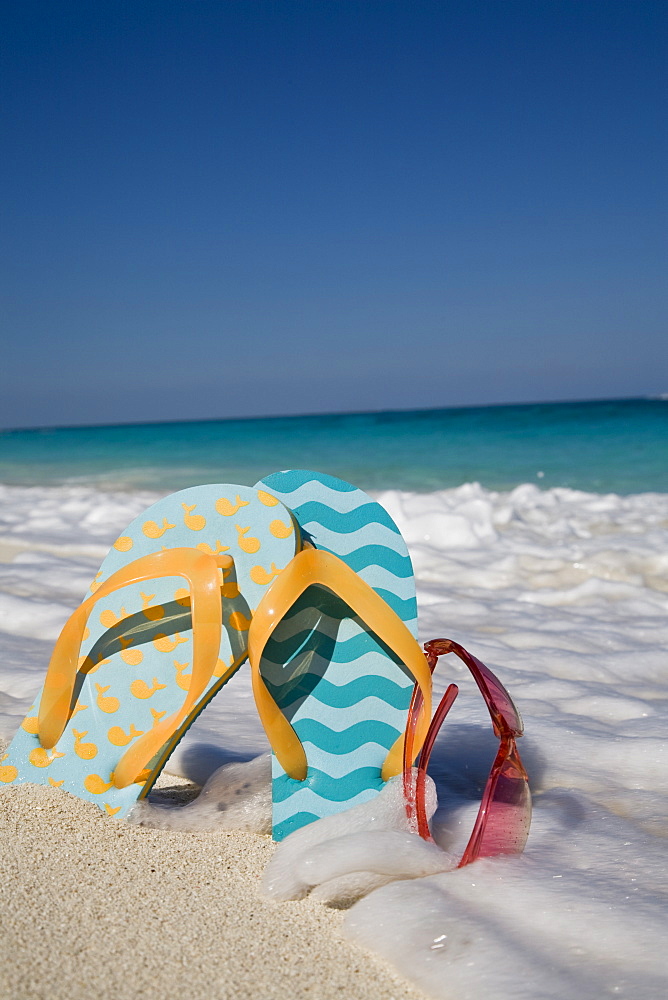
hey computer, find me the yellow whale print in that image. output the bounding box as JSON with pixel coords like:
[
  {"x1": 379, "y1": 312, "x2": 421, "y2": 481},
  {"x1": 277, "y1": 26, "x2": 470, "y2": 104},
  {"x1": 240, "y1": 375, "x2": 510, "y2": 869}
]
[
  {"x1": 182, "y1": 503, "x2": 206, "y2": 531},
  {"x1": 173, "y1": 587, "x2": 190, "y2": 607},
  {"x1": 84, "y1": 773, "x2": 114, "y2": 794},
  {"x1": 48, "y1": 777, "x2": 65, "y2": 788},
  {"x1": 100, "y1": 607, "x2": 128, "y2": 628},
  {"x1": 21, "y1": 713, "x2": 39, "y2": 735},
  {"x1": 152, "y1": 632, "x2": 188, "y2": 653},
  {"x1": 257, "y1": 490, "x2": 279, "y2": 507},
  {"x1": 228, "y1": 611, "x2": 251, "y2": 632},
  {"x1": 29, "y1": 748, "x2": 66, "y2": 768},
  {"x1": 95, "y1": 683, "x2": 120, "y2": 714},
  {"x1": 150, "y1": 708, "x2": 167, "y2": 727},
  {"x1": 270, "y1": 519, "x2": 293, "y2": 539},
  {"x1": 235, "y1": 525, "x2": 261, "y2": 553},
  {"x1": 73, "y1": 729, "x2": 98, "y2": 760},
  {"x1": 107, "y1": 723, "x2": 145, "y2": 747},
  {"x1": 104, "y1": 803, "x2": 122, "y2": 816},
  {"x1": 113, "y1": 535, "x2": 134, "y2": 552},
  {"x1": 141, "y1": 592, "x2": 165, "y2": 621},
  {"x1": 120, "y1": 646, "x2": 144, "y2": 667},
  {"x1": 0, "y1": 754, "x2": 18, "y2": 783},
  {"x1": 173, "y1": 660, "x2": 191, "y2": 691},
  {"x1": 250, "y1": 562, "x2": 282, "y2": 586},
  {"x1": 130, "y1": 677, "x2": 167, "y2": 699},
  {"x1": 142, "y1": 517, "x2": 176, "y2": 539},
  {"x1": 216, "y1": 494, "x2": 251, "y2": 516}
]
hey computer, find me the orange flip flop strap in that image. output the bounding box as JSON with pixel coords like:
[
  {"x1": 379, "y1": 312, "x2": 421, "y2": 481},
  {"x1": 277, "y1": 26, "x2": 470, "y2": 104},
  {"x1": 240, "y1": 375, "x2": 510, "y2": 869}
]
[
  {"x1": 248, "y1": 548, "x2": 432, "y2": 782},
  {"x1": 38, "y1": 548, "x2": 231, "y2": 788}
]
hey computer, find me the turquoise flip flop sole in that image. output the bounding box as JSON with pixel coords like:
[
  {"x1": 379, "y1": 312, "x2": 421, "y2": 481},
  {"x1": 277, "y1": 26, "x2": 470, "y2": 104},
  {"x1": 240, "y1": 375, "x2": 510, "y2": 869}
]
[
  {"x1": 254, "y1": 470, "x2": 418, "y2": 840},
  {"x1": 2, "y1": 484, "x2": 299, "y2": 818}
]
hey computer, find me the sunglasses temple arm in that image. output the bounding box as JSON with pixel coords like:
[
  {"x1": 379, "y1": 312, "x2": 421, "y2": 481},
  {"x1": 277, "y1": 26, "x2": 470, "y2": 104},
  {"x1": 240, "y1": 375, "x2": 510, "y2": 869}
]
[
  {"x1": 403, "y1": 662, "x2": 434, "y2": 824},
  {"x1": 414, "y1": 682, "x2": 459, "y2": 839},
  {"x1": 404, "y1": 643, "x2": 460, "y2": 835}
]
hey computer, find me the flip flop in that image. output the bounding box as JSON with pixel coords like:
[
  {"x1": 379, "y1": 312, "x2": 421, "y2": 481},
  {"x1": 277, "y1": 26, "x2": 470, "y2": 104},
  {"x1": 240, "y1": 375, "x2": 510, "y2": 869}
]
[
  {"x1": 251, "y1": 470, "x2": 432, "y2": 840},
  {"x1": 1, "y1": 484, "x2": 299, "y2": 818}
]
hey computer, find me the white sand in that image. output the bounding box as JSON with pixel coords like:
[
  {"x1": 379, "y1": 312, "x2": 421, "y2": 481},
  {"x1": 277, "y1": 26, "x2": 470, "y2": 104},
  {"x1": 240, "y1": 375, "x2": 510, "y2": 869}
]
[{"x1": 0, "y1": 766, "x2": 428, "y2": 1000}]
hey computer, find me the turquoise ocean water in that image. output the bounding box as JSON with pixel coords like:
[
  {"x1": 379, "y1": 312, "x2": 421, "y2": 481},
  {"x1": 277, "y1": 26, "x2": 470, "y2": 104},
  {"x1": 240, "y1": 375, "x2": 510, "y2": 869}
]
[{"x1": 0, "y1": 398, "x2": 666, "y2": 495}]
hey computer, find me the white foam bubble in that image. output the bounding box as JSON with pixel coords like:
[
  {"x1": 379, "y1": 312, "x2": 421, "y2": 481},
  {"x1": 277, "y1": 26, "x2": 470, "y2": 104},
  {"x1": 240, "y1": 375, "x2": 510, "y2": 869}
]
[
  {"x1": 262, "y1": 774, "x2": 442, "y2": 901},
  {"x1": 130, "y1": 753, "x2": 272, "y2": 834}
]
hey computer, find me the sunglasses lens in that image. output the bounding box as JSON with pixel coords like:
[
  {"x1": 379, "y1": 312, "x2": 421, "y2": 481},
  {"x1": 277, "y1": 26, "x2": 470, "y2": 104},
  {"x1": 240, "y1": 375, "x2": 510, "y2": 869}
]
[{"x1": 459, "y1": 740, "x2": 532, "y2": 866}]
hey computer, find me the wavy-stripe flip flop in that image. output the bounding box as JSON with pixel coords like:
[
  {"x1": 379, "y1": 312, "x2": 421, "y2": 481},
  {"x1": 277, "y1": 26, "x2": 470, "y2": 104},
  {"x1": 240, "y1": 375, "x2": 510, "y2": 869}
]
[
  {"x1": 252, "y1": 470, "x2": 431, "y2": 840},
  {"x1": 2, "y1": 484, "x2": 299, "y2": 818}
]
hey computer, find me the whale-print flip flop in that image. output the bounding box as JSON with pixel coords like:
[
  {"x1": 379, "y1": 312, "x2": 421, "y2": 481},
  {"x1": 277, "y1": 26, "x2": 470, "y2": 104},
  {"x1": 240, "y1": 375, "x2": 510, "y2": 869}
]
[
  {"x1": 1, "y1": 484, "x2": 299, "y2": 818},
  {"x1": 251, "y1": 470, "x2": 432, "y2": 841}
]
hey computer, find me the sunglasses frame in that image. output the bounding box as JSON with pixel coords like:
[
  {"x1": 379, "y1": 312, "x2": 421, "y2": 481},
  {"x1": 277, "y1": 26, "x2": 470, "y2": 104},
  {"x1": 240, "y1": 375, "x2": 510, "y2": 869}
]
[{"x1": 403, "y1": 638, "x2": 531, "y2": 867}]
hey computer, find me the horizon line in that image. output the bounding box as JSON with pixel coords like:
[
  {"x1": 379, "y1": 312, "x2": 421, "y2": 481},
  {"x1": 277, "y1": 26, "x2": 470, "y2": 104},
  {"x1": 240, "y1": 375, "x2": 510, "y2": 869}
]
[{"x1": 0, "y1": 394, "x2": 662, "y2": 435}]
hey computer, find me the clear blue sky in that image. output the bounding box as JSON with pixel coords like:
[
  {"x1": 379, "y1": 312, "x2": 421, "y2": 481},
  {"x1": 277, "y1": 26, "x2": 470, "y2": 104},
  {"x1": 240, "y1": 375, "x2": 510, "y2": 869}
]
[{"x1": 1, "y1": 0, "x2": 666, "y2": 429}]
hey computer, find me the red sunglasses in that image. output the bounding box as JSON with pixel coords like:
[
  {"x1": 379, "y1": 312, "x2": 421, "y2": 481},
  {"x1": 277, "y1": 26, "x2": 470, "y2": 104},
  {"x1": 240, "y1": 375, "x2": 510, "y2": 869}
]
[{"x1": 403, "y1": 638, "x2": 531, "y2": 867}]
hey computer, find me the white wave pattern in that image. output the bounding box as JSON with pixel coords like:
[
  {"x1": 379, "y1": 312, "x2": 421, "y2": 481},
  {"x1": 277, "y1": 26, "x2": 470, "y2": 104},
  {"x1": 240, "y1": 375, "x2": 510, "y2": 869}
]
[
  {"x1": 271, "y1": 784, "x2": 380, "y2": 826},
  {"x1": 354, "y1": 563, "x2": 416, "y2": 599},
  {"x1": 295, "y1": 742, "x2": 399, "y2": 779},
  {"x1": 260, "y1": 648, "x2": 416, "y2": 687},
  {"x1": 266, "y1": 479, "x2": 371, "y2": 514},
  {"x1": 304, "y1": 520, "x2": 409, "y2": 557},
  {"x1": 274, "y1": 692, "x2": 411, "y2": 733}
]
